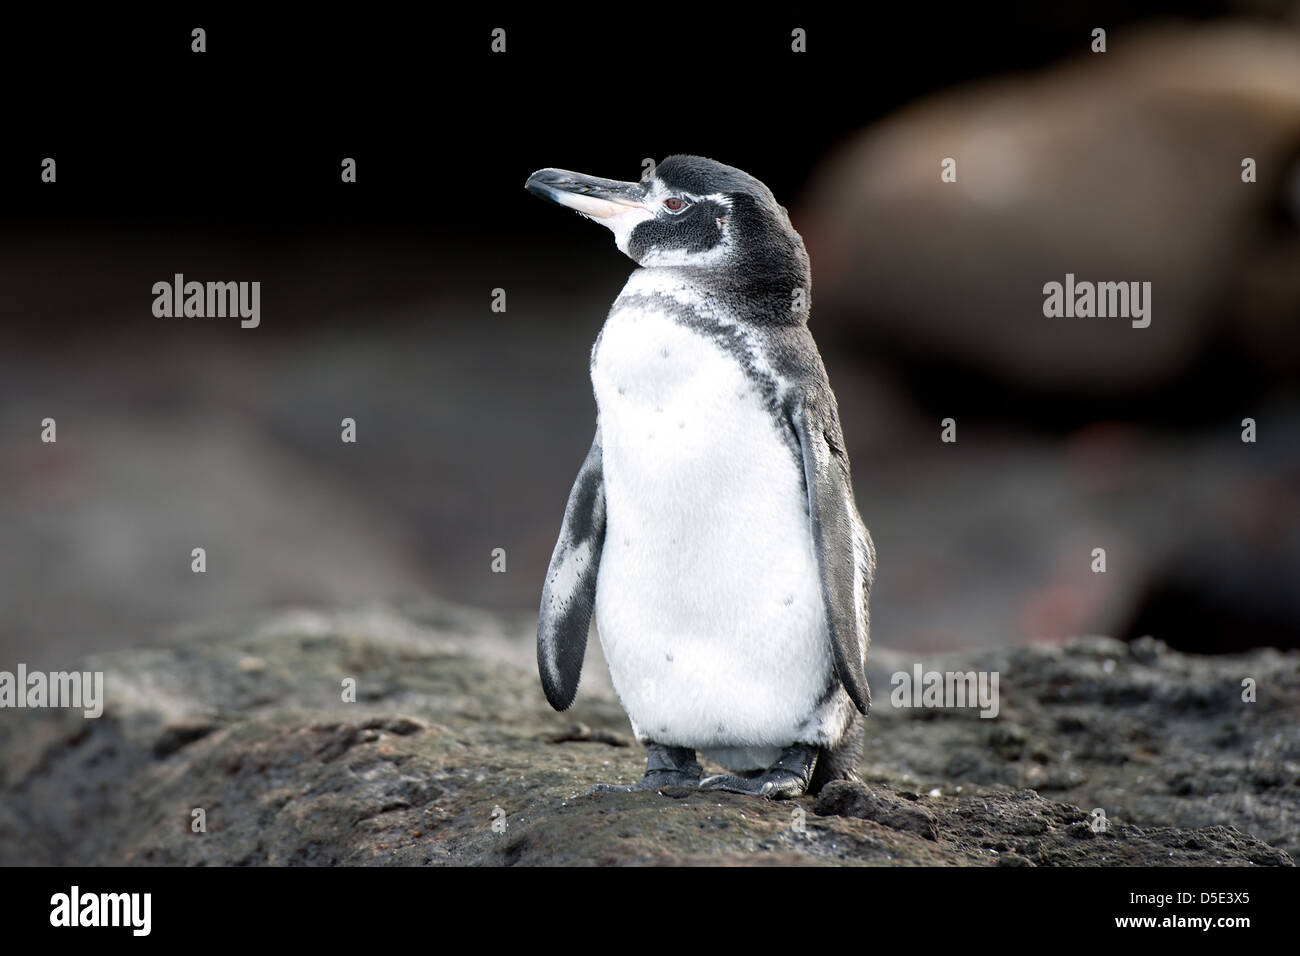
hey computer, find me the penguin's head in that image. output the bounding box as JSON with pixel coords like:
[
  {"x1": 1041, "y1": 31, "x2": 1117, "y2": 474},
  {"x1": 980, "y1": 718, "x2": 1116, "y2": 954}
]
[{"x1": 525, "y1": 155, "x2": 807, "y2": 284}]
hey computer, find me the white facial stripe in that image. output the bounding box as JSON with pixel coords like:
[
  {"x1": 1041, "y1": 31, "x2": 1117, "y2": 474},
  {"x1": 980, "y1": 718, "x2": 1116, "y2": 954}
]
[
  {"x1": 644, "y1": 181, "x2": 732, "y2": 209},
  {"x1": 567, "y1": 180, "x2": 737, "y2": 260},
  {"x1": 639, "y1": 241, "x2": 730, "y2": 268},
  {"x1": 653, "y1": 185, "x2": 734, "y2": 211}
]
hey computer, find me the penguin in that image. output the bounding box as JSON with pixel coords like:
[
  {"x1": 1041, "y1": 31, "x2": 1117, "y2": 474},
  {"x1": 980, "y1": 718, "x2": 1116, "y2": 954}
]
[{"x1": 526, "y1": 155, "x2": 875, "y2": 798}]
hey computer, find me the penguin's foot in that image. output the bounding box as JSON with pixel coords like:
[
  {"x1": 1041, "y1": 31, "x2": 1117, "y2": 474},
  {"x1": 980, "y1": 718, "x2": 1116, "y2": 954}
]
[
  {"x1": 588, "y1": 743, "x2": 702, "y2": 793},
  {"x1": 699, "y1": 744, "x2": 818, "y2": 799},
  {"x1": 588, "y1": 772, "x2": 698, "y2": 793}
]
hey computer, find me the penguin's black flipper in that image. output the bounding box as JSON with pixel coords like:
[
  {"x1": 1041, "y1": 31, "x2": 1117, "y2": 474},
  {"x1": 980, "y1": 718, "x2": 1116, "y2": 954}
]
[
  {"x1": 791, "y1": 394, "x2": 873, "y2": 716},
  {"x1": 537, "y1": 430, "x2": 607, "y2": 711}
]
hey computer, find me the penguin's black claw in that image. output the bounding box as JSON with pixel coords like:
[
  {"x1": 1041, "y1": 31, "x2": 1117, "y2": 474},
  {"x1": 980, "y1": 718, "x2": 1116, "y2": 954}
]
[
  {"x1": 698, "y1": 744, "x2": 818, "y2": 799},
  {"x1": 698, "y1": 771, "x2": 807, "y2": 799}
]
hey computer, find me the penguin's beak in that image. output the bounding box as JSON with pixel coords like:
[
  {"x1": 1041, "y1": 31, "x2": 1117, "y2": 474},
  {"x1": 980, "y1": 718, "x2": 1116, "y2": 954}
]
[
  {"x1": 525, "y1": 168, "x2": 651, "y2": 219},
  {"x1": 526, "y1": 168, "x2": 656, "y2": 255}
]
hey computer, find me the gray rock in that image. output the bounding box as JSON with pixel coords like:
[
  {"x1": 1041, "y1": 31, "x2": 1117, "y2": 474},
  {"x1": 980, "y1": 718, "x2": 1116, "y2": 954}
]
[{"x1": 0, "y1": 607, "x2": 1292, "y2": 865}]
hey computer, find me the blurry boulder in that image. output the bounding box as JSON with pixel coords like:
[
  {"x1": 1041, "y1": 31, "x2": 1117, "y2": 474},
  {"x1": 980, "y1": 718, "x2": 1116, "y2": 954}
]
[{"x1": 801, "y1": 21, "x2": 1300, "y2": 392}]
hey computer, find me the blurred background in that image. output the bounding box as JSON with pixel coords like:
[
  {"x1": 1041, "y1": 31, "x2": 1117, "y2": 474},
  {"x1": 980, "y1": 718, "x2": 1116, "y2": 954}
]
[{"x1": 1, "y1": 6, "x2": 1298, "y2": 670}]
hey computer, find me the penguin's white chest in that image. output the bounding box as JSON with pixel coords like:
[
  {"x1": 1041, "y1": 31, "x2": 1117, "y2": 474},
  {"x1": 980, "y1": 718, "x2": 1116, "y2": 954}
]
[{"x1": 590, "y1": 287, "x2": 835, "y2": 768}]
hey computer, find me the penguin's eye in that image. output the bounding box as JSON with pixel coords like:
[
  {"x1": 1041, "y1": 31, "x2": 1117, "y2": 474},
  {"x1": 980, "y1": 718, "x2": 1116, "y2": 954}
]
[{"x1": 663, "y1": 197, "x2": 687, "y2": 212}]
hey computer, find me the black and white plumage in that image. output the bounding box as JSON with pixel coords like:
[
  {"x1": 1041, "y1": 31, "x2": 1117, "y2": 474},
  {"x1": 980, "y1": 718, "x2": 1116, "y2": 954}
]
[{"x1": 528, "y1": 155, "x2": 875, "y2": 797}]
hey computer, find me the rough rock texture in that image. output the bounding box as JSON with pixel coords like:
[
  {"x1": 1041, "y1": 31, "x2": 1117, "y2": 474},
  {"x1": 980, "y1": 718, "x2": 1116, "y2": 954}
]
[{"x1": 0, "y1": 604, "x2": 1294, "y2": 866}]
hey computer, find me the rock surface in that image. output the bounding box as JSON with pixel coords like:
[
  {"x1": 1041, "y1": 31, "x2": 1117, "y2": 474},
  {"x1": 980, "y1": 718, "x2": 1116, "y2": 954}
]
[{"x1": 0, "y1": 604, "x2": 1294, "y2": 866}]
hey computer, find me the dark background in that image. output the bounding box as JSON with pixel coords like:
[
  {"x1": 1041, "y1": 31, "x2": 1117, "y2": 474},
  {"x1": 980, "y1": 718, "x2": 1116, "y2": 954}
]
[
  {"x1": 0, "y1": 5, "x2": 1242, "y2": 231},
  {"x1": 2, "y1": 5, "x2": 1298, "y2": 668}
]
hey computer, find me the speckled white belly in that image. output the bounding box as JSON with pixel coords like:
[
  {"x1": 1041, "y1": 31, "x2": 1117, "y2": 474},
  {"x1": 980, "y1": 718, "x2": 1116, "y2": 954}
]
[{"x1": 590, "y1": 281, "x2": 837, "y2": 769}]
